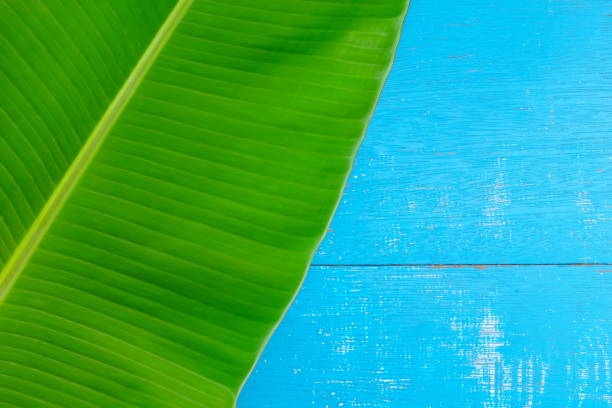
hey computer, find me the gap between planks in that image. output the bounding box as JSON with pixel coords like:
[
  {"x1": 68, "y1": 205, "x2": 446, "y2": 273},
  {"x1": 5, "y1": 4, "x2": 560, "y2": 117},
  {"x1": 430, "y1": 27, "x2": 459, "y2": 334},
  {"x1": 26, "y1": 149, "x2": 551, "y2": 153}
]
[{"x1": 311, "y1": 263, "x2": 612, "y2": 269}]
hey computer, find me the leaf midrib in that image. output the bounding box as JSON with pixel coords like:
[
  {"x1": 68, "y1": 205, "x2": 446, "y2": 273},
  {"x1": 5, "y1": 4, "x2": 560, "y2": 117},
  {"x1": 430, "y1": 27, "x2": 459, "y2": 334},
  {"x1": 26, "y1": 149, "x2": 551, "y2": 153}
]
[{"x1": 0, "y1": 0, "x2": 194, "y2": 303}]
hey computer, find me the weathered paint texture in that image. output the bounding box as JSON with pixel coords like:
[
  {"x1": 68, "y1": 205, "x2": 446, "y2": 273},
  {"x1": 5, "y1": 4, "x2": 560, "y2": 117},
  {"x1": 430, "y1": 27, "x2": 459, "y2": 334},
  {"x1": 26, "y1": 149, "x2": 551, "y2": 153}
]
[
  {"x1": 239, "y1": 0, "x2": 612, "y2": 406},
  {"x1": 316, "y1": 0, "x2": 612, "y2": 265},
  {"x1": 242, "y1": 266, "x2": 611, "y2": 407}
]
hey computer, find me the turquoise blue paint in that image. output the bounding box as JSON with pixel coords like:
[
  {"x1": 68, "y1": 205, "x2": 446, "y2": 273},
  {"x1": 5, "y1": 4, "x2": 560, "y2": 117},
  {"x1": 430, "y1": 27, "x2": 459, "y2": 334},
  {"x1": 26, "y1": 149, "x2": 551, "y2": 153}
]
[
  {"x1": 315, "y1": 0, "x2": 612, "y2": 264},
  {"x1": 241, "y1": 266, "x2": 612, "y2": 407},
  {"x1": 239, "y1": 0, "x2": 612, "y2": 406}
]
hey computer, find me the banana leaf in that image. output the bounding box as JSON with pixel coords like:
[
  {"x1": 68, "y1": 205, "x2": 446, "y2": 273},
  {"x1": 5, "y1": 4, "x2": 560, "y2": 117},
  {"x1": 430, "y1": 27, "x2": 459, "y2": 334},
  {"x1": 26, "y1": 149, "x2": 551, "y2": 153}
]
[{"x1": 0, "y1": 1, "x2": 409, "y2": 406}]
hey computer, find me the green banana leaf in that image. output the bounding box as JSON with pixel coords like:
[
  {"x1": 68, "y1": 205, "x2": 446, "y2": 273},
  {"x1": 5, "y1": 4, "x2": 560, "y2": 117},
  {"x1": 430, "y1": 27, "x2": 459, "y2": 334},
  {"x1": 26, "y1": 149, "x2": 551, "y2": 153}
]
[{"x1": 0, "y1": 1, "x2": 408, "y2": 406}]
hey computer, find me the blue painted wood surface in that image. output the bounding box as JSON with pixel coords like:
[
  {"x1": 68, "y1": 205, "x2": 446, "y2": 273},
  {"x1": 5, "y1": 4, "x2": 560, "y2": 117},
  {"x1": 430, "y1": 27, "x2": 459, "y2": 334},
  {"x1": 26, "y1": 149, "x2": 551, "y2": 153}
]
[
  {"x1": 315, "y1": 0, "x2": 612, "y2": 265},
  {"x1": 240, "y1": 266, "x2": 612, "y2": 407},
  {"x1": 238, "y1": 0, "x2": 612, "y2": 406}
]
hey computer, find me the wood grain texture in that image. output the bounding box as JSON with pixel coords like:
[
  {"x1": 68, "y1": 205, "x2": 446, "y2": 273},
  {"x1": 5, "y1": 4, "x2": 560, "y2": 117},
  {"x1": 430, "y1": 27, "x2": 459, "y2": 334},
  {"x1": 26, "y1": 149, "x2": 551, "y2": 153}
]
[
  {"x1": 241, "y1": 266, "x2": 612, "y2": 407},
  {"x1": 314, "y1": 0, "x2": 612, "y2": 265},
  {"x1": 239, "y1": 0, "x2": 612, "y2": 406}
]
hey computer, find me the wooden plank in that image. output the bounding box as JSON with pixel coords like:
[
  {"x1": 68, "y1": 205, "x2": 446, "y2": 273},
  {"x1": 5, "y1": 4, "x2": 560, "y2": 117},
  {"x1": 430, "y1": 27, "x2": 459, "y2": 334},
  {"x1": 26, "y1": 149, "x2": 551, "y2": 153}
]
[
  {"x1": 314, "y1": 0, "x2": 612, "y2": 265},
  {"x1": 239, "y1": 265, "x2": 612, "y2": 407}
]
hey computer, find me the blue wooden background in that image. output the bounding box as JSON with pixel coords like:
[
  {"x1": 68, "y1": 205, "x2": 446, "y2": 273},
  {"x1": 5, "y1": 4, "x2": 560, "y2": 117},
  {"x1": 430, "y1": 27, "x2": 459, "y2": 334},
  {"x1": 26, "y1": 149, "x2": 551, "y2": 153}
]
[{"x1": 239, "y1": 0, "x2": 612, "y2": 406}]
